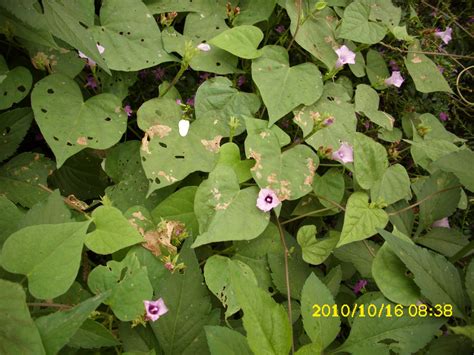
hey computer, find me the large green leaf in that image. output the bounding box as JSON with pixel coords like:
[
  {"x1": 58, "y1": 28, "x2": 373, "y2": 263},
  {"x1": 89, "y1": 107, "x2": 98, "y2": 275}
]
[
  {"x1": 366, "y1": 49, "x2": 389, "y2": 90},
  {"x1": 337, "y1": 192, "x2": 388, "y2": 247},
  {"x1": 90, "y1": 0, "x2": 174, "y2": 71},
  {"x1": 370, "y1": 164, "x2": 412, "y2": 205},
  {"x1": 339, "y1": 0, "x2": 387, "y2": 44},
  {"x1": 43, "y1": 0, "x2": 109, "y2": 73},
  {"x1": 192, "y1": 165, "x2": 269, "y2": 248},
  {"x1": 334, "y1": 240, "x2": 380, "y2": 278},
  {"x1": 0, "y1": 56, "x2": 33, "y2": 110},
  {"x1": 1, "y1": 221, "x2": 90, "y2": 299},
  {"x1": 209, "y1": 25, "x2": 263, "y2": 59},
  {"x1": 0, "y1": 196, "x2": 23, "y2": 263},
  {"x1": 286, "y1": 2, "x2": 338, "y2": 69},
  {"x1": 0, "y1": 152, "x2": 55, "y2": 208},
  {"x1": 415, "y1": 227, "x2": 469, "y2": 257},
  {"x1": 205, "y1": 326, "x2": 252, "y2": 355},
  {"x1": 404, "y1": 40, "x2": 452, "y2": 93},
  {"x1": 234, "y1": 0, "x2": 276, "y2": 26},
  {"x1": 336, "y1": 298, "x2": 445, "y2": 354},
  {"x1": 87, "y1": 251, "x2": 153, "y2": 321},
  {"x1": 68, "y1": 319, "x2": 120, "y2": 349},
  {"x1": 138, "y1": 96, "x2": 220, "y2": 192},
  {"x1": 297, "y1": 225, "x2": 339, "y2": 265},
  {"x1": 35, "y1": 292, "x2": 110, "y2": 355},
  {"x1": 0, "y1": 108, "x2": 32, "y2": 163},
  {"x1": 312, "y1": 168, "x2": 345, "y2": 211},
  {"x1": 85, "y1": 205, "x2": 144, "y2": 255},
  {"x1": 31, "y1": 73, "x2": 127, "y2": 167},
  {"x1": 252, "y1": 45, "x2": 323, "y2": 124},
  {"x1": 300, "y1": 273, "x2": 340, "y2": 353},
  {"x1": 354, "y1": 132, "x2": 389, "y2": 190},
  {"x1": 380, "y1": 229, "x2": 467, "y2": 318},
  {"x1": 19, "y1": 189, "x2": 71, "y2": 228},
  {"x1": 204, "y1": 255, "x2": 258, "y2": 318},
  {"x1": 354, "y1": 84, "x2": 394, "y2": 130},
  {"x1": 194, "y1": 77, "x2": 260, "y2": 136},
  {"x1": 432, "y1": 149, "x2": 474, "y2": 192},
  {"x1": 229, "y1": 260, "x2": 292, "y2": 355},
  {"x1": 0, "y1": 279, "x2": 45, "y2": 354},
  {"x1": 151, "y1": 240, "x2": 219, "y2": 355},
  {"x1": 372, "y1": 243, "x2": 420, "y2": 305},
  {"x1": 216, "y1": 142, "x2": 253, "y2": 183},
  {"x1": 245, "y1": 128, "x2": 319, "y2": 201}
]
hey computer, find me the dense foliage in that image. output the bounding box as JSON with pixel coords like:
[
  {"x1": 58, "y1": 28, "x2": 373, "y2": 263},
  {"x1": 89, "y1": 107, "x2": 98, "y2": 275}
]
[{"x1": 0, "y1": 0, "x2": 473, "y2": 354}]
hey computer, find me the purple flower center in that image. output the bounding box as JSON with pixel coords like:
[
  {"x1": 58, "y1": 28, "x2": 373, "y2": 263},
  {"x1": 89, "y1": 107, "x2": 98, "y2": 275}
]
[
  {"x1": 265, "y1": 195, "x2": 273, "y2": 204},
  {"x1": 148, "y1": 305, "x2": 159, "y2": 314},
  {"x1": 338, "y1": 151, "x2": 344, "y2": 158}
]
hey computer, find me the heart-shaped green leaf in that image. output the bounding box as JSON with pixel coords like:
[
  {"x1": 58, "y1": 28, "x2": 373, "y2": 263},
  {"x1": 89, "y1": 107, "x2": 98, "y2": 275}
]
[
  {"x1": 209, "y1": 25, "x2": 263, "y2": 59},
  {"x1": 138, "y1": 97, "x2": 221, "y2": 193},
  {"x1": 0, "y1": 56, "x2": 32, "y2": 110},
  {"x1": 297, "y1": 225, "x2": 339, "y2": 265},
  {"x1": 245, "y1": 128, "x2": 319, "y2": 201},
  {"x1": 90, "y1": 0, "x2": 175, "y2": 71},
  {"x1": 192, "y1": 165, "x2": 270, "y2": 248},
  {"x1": 85, "y1": 205, "x2": 144, "y2": 255},
  {"x1": 31, "y1": 73, "x2": 127, "y2": 167},
  {"x1": 0, "y1": 108, "x2": 33, "y2": 163},
  {"x1": 337, "y1": 192, "x2": 388, "y2": 247},
  {"x1": 1, "y1": 221, "x2": 90, "y2": 299},
  {"x1": 339, "y1": 0, "x2": 387, "y2": 44},
  {"x1": 354, "y1": 133, "x2": 389, "y2": 190},
  {"x1": 252, "y1": 45, "x2": 323, "y2": 125}
]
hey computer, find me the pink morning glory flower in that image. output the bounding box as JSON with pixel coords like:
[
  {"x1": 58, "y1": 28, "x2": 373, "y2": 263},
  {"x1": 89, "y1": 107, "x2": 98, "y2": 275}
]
[
  {"x1": 124, "y1": 105, "x2": 133, "y2": 117},
  {"x1": 384, "y1": 71, "x2": 404, "y2": 88},
  {"x1": 275, "y1": 25, "x2": 285, "y2": 34},
  {"x1": 432, "y1": 217, "x2": 450, "y2": 228},
  {"x1": 353, "y1": 279, "x2": 367, "y2": 295},
  {"x1": 178, "y1": 119, "x2": 190, "y2": 137},
  {"x1": 237, "y1": 75, "x2": 246, "y2": 88},
  {"x1": 439, "y1": 112, "x2": 448, "y2": 121},
  {"x1": 197, "y1": 43, "x2": 211, "y2": 52},
  {"x1": 256, "y1": 188, "x2": 280, "y2": 212},
  {"x1": 144, "y1": 298, "x2": 168, "y2": 321},
  {"x1": 78, "y1": 44, "x2": 105, "y2": 67},
  {"x1": 335, "y1": 45, "x2": 356, "y2": 69},
  {"x1": 434, "y1": 27, "x2": 453, "y2": 44},
  {"x1": 331, "y1": 142, "x2": 353, "y2": 164},
  {"x1": 186, "y1": 96, "x2": 195, "y2": 106},
  {"x1": 85, "y1": 74, "x2": 97, "y2": 89}
]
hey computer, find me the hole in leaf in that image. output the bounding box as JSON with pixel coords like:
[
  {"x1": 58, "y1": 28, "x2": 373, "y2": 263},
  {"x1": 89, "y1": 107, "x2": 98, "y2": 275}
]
[
  {"x1": 154, "y1": 177, "x2": 160, "y2": 184},
  {"x1": 142, "y1": 156, "x2": 146, "y2": 162},
  {"x1": 79, "y1": 21, "x2": 88, "y2": 29},
  {"x1": 216, "y1": 62, "x2": 221, "y2": 66},
  {"x1": 41, "y1": 108, "x2": 47, "y2": 113},
  {"x1": 105, "y1": 117, "x2": 111, "y2": 122},
  {"x1": 87, "y1": 136, "x2": 94, "y2": 140},
  {"x1": 47, "y1": 88, "x2": 54, "y2": 94},
  {"x1": 3, "y1": 92, "x2": 7, "y2": 96},
  {"x1": 140, "y1": 38, "x2": 144, "y2": 42},
  {"x1": 174, "y1": 155, "x2": 184, "y2": 159},
  {"x1": 2, "y1": 126, "x2": 11, "y2": 135},
  {"x1": 17, "y1": 85, "x2": 26, "y2": 92},
  {"x1": 66, "y1": 142, "x2": 73, "y2": 146},
  {"x1": 215, "y1": 26, "x2": 220, "y2": 30},
  {"x1": 159, "y1": 142, "x2": 167, "y2": 148},
  {"x1": 53, "y1": 136, "x2": 59, "y2": 141},
  {"x1": 127, "y1": 32, "x2": 131, "y2": 35},
  {"x1": 268, "y1": 286, "x2": 274, "y2": 293},
  {"x1": 119, "y1": 31, "x2": 124, "y2": 35}
]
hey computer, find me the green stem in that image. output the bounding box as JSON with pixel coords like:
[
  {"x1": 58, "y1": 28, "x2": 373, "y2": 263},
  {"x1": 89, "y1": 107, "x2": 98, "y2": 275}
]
[
  {"x1": 160, "y1": 64, "x2": 188, "y2": 98},
  {"x1": 281, "y1": 207, "x2": 333, "y2": 225}
]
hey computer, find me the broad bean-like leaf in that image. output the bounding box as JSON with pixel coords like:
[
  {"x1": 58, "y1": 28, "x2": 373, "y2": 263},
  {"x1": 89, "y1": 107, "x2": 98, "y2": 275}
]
[
  {"x1": 336, "y1": 297, "x2": 445, "y2": 354},
  {"x1": 0, "y1": 56, "x2": 33, "y2": 110},
  {"x1": 1, "y1": 221, "x2": 90, "y2": 299},
  {"x1": 0, "y1": 108, "x2": 33, "y2": 162},
  {"x1": 380, "y1": 229, "x2": 467, "y2": 318},
  {"x1": 68, "y1": 319, "x2": 120, "y2": 349},
  {"x1": 35, "y1": 292, "x2": 110, "y2": 355},
  {"x1": 151, "y1": 240, "x2": 219, "y2": 354},
  {"x1": 0, "y1": 196, "x2": 23, "y2": 265},
  {"x1": 313, "y1": 168, "x2": 345, "y2": 211},
  {"x1": 0, "y1": 279, "x2": 45, "y2": 354},
  {"x1": 192, "y1": 165, "x2": 269, "y2": 248},
  {"x1": 416, "y1": 227, "x2": 469, "y2": 258},
  {"x1": 366, "y1": 49, "x2": 389, "y2": 90},
  {"x1": 252, "y1": 45, "x2": 323, "y2": 124},
  {"x1": 404, "y1": 41, "x2": 452, "y2": 93},
  {"x1": 334, "y1": 240, "x2": 380, "y2": 278},
  {"x1": 91, "y1": 0, "x2": 175, "y2": 71},
  {"x1": 205, "y1": 326, "x2": 252, "y2": 355},
  {"x1": 286, "y1": 2, "x2": 338, "y2": 69},
  {"x1": 245, "y1": 128, "x2": 319, "y2": 201},
  {"x1": 372, "y1": 243, "x2": 420, "y2": 305},
  {"x1": 355, "y1": 84, "x2": 394, "y2": 130},
  {"x1": 234, "y1": 0, "x2": 276, "y2": 26},
  {"x1": 300, "y1": 273, "x2": 340, "y2": 353},
  {"x1": 432, "y1": 149, "x2": 474, "y2": 192},
  {"x1": 87, "y1": 251, "x2": 153, "y2": 321},
  {"x1": 337, "y1": 192, "x2": 388, "y2": 247},
  {"x1": 204, "y1": 255, "x2": 258, "y2": 318},
  {"x1": 85, "y1": 205, "x2": 144, "y2": 255},
  {"x1": 354, "y1": 132, "x2": 389, "y2": 190},
  {"x1": 229, "y1": 260, "x2": 292, "y2": 355},
  {"x1": 31, "y1": 73, "x2": 127, "y2": 167},
  {"x1": 297, "y1": 225, "x2": 339, "y2": 265},
  {"x1": 217, "y1": 143, "x2": 253, "y2": 183},
  {"x1": 19, "y1": 189, "x2": 71, "y2": 228},
  {"x1": 370, "y1": 164, "x2": 412, "y2": 205},
  {"x1": 209, "y1": 25, "x2": 263, "y2": 59}
]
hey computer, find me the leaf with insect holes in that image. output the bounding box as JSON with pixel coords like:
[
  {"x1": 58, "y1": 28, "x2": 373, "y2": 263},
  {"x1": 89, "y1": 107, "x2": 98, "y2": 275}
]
[
  {"x1": 31, "y1": 73, "x2": 127, "y2": 168},
  {"x1": 0, "y1": 56, "x2": 33, "y2": 110}
]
